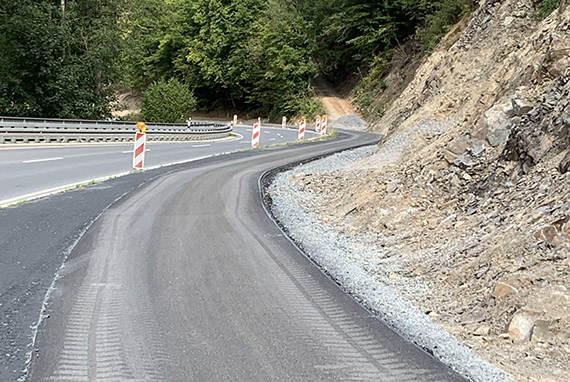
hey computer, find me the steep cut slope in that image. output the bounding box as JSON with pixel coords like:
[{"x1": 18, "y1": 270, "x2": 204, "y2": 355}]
[{"x1": 288, "y1": 1, "x2": 569, "y2": 381}]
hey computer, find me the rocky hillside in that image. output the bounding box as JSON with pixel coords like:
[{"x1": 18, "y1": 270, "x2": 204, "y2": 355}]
[{"x1": 292, "y1": 1, "x2": 570, "y2": 381}]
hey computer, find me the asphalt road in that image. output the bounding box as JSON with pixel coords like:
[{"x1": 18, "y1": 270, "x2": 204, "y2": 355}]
[
  {"x1": 0, "y1": 125, "x2": 307, "y2": 205},
  {"x1": 2, "y1": 130, "x2": 467, "y2": 382}
]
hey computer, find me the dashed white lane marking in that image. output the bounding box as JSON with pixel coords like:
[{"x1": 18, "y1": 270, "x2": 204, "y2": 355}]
[
  {"x1": 264, "y1": 131, "x2": 271, "y2": 134},
  {"x1": 192, "y1": 144, "x2": 211, "y2": 148},
  {"x1": 22, "y1": 157, "x2": 64, "y2": 164},
  {"x1": 269, "y1": 138, "x2": 276, "y2": 141},
  {"x1": 240, "y1": 142, "x2": 251, "y2": 144}
]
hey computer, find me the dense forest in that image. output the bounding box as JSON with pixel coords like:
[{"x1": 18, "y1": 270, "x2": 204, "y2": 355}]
[{"x1": 0, "y1": 0, "x2": 479, "y2": 122}]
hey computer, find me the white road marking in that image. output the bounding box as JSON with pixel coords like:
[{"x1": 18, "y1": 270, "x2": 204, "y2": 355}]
[
  {"x1": 264, "y1": 131, "x2": 271, "y2": 134},
  {"x1": 22, "y1": 157, "x2": 63, "y2": 164},
  {"x1": 122, "y1": 149, "x2": 151, "y2": 153},
  {"x1": 269, "y1": 138, "x2": 276, "y2": 141},
  {"x1": 192, "y1": 144, "x2": 211, "y2": 148},
  {"x1": 240, "y1": 142, "x2": 251, "y2": 144}
]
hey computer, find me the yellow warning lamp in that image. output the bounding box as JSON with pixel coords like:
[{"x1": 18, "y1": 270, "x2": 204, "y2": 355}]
[
  {"x1": 301, "y1": 116, "x2": 306, "y2": 122},
  {"x1": 136, "y1": 121, "x2": 147, "y2": 133}
]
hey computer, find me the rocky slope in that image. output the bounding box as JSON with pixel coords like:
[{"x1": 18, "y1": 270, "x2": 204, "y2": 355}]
[{"x1": 285, "y1": 1, "x2": 570, "y2": 381}]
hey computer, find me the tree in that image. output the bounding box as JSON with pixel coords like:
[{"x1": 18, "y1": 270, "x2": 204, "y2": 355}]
[
  {"x1": 141, "y1": 78, "x2": 196, "y2": 123},
  {"x1": 0, "y1": 0, "x2": 123, "y2": 119}
]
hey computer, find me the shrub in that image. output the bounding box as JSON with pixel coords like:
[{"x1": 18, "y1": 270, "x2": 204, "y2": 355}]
[
  {"x1": 538, "y1": 0, "x2": 561, "y2": 20},
  {"x1": 141, "y1": 78, "x2": 196, "y2": 123},
  {"x1": 416, "y1": 0, "x2": 472, "y2": 52}
]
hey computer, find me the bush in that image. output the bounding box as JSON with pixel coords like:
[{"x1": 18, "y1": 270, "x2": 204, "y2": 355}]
[
  {"x1": 538, "y1": 0, "x2": 561, "y2": 20},
  {"x1": 141, "y1": 78, "x2": 196, "y2": 123},
  {"x1": 416, "y1": 0, "x2": 472, "y2": 52}
]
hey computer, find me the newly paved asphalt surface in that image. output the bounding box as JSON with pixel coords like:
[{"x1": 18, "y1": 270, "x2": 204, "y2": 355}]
[
  {"x1": 0, "y1": 125, "x2": 306, "y2": 205},
  {"x1": 1, "y1": 130, "x2": 466, "y2": 381}
]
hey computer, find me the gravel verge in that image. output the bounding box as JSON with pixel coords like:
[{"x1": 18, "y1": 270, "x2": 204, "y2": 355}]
[{"x1": 266, "y1": 146, "x2": 513, "y2": 382}]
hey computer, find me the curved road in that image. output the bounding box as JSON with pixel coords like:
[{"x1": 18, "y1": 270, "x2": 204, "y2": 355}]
[
  {"x1": 0, "y1": 125, "x2": 307, "y2": 205},
  {"x1": 18, "y1": 130, "x2": 466, "y2": 381}
]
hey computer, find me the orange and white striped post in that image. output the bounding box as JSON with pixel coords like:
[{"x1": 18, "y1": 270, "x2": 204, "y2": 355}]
[
  {"x1": 315, "y1": 115, "x2": 322, "y2": 133},
  {"x1": 251, "y1": 117, "x2": 261, "y2": 148},
  {"x1": 298, "y1": 116, "x2": 306, "y2": 141},
  {"x1": 320, "y1": 115, "x2": 328, "y2": 136},
  {"x1": 133, "y1": 122, "x2": 147, "y2": 169},
  {"x1": 282, "y1": 116, "x2": 287, "y2": 129}
]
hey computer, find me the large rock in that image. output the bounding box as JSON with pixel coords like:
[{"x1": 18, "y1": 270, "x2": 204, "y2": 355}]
[
  {"x1": 487, "y1": 120, "x2": 513, "y2": 147},
  {"x1": 507, "y1": 310, "x2": 540, "y2": 341}
]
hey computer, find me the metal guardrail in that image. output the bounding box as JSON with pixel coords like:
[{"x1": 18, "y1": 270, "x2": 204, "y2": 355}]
[{"x1": 0, "y1": 116, "x2": 232, "y2": 144}]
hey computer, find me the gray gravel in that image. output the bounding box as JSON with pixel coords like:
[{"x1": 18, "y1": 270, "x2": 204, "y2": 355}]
[
  {"x1": 331, "y1": 114, "x2": 369, "y2": 130},
  {"x1": 269, "y1": 146, "x2": 513, "y2": 382}
]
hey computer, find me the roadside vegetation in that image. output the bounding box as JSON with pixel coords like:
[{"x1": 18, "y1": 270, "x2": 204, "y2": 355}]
[{"x1": 2, "y1": 1, "x2": 556, "y2": 122}]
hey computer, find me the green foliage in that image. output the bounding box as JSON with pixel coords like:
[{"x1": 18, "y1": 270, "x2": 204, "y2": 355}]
[
  {"x1": 0, "y1": 0, "x2": 123, "y2": 119},
  {"x1": 141, "y1": 78, "x2": 196, "y2": 123},
  {"x1": 1, "y1": 0, "x2": 479, "y2": 120},
  {"x1": 414, "y1": 0, "x2": 472, "y2": 52},
  {"x1": 537, "y1": 0, "x2": 561, "y2": 20}
]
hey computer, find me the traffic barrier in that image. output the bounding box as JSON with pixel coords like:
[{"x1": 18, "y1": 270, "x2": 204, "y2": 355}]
[
  {"x1": 321, "y1": 115, "x2": 328, "y2": 136},
  {"x1": 0, "y1": 116, "x2": 232, "y2": 144},
  {"x1": 133, "y1": 122, "x2": 147, "y2": 169},
  {"x1": 298, "y1": 116, "x2": 306, "y2": 141},
  {"x1": 282, "y1": 116, "x2": 287, "y2": 129},
  {"x1": 315, "y1": 115, "x2": 322, "y2": 133},
  {"x1": 252, "y1": 118, "x2": 261, "y2": 148}
]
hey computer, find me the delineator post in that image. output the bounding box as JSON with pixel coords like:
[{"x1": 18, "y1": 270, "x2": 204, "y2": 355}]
[
  {"x1": 133, "y1": 122, "x2": 147, "y2": 169},
  {"x1": 298, "y1": 116, "x2": 306, "y2": 141},
  {"x1": 252, "y1": 118, "x2": 261, "y2": 148}
]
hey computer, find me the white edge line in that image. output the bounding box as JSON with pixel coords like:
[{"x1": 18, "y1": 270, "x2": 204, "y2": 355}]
[
  {"x1": 22, "y1": 157, "x2": 64, "y2": 164},
  {"x1": 0, "y1": 173, "x2": 130, "y2": 208},
  {"x1": 1, "y1": 132, "x2": 328, "y2": 208}
]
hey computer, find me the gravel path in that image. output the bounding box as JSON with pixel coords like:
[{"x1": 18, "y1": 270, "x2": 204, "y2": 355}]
[{"x1": 268, "y1": 146, "x2": 513, "y2": 382}]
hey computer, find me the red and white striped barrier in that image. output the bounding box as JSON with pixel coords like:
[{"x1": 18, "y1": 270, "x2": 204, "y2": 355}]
[
  {"x1": 315, "y1": 115, "x2": 322, "y2": 133},
  {"x1": 251, "y1": 117, "x2": 261, "y2": 148},
  {"x1": 282, "y1": 116, "x2": 287, "y2": 129},
  {"x1": 320, "y1": 115, "x2": 328, "y2": 136},
  {"x1": 133, "y1": 122, "x2": 147, "y2": 169},
  {"x1": 298, "y1": 117, "x2": 306, "y2": 141}
]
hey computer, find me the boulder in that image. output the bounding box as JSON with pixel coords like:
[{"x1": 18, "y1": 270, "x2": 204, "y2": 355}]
[
  {"x1": 507, "y1": 310, "x2": 540, "y2": 341},
  {"x1": 487, "y1": 120, "x2": 512, "y2": 147}
]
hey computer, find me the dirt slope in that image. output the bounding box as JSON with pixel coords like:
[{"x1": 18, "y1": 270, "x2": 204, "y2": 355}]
[{"x1": 292, "y1": 1, "x2": 570, "y2": 381}]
